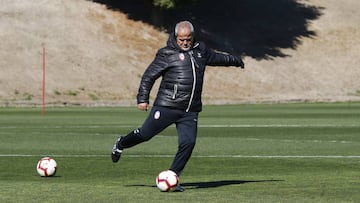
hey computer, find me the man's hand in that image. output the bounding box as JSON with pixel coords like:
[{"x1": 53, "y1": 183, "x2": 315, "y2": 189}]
[
  {"x1": 138, "y1": 103, "x2": 149, "y2": 111},
  {"x1": 232, "y1": 55, "x2": 245, "y2": 69},
  {"x1": 238, "y1": 57, "x2": 245, "y2": 69}
]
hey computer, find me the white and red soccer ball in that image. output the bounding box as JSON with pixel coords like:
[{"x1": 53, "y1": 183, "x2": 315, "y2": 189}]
[
  {"x1": 156, "y1": 170, "x2": 179, "y2": 192},
  {"x1": 36, "y1": 157, "x2": 57, "y2": 177}
]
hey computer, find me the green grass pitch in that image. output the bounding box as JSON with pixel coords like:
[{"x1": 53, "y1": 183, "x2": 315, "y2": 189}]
[{"x1": 1, "y1": 103, "x2": 359, "y2": 202}]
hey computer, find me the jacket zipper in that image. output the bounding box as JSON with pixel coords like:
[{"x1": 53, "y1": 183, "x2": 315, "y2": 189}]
[
  {"x1": 186, "y1": 51, "x2": 196, "y2": 112},
  {"x1": 172, "y1": 84, "x2": 178, "y2": 99}
]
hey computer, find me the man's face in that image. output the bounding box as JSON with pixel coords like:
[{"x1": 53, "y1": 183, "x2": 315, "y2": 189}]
[{"x1": 176, "y1": 27, "x2": 193, "y2": 51}]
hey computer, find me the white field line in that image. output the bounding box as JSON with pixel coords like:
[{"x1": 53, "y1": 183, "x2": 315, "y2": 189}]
[
  {"x1": 0, "y1": 124, "x2": 359, "y2": 129},
  {"x1": 1, "y1": 154, "x2": 360, "y2": 158},
  {"x1": 199, "y1": 124, "x2": 359, "y2": 128}
]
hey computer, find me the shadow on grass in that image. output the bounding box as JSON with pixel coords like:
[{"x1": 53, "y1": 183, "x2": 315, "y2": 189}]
[
  {"x1": 181, "y1": 179, "x2": 283, "y2": 189},
  {"x1": 127, "y1": 179, "x2": 283, "y2": 190}
]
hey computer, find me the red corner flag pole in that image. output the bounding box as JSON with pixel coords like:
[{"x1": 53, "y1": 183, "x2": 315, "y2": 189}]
[{"x1": 42, "y1": 47, "x2": 46, "y2": 115}]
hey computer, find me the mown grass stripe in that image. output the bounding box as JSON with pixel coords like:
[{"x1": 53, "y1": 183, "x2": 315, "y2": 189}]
[
  {"x1": 0, "y1": 124, "x2": 359, "y2": 129},
  {"x1": 1, "y1": 154, "x2": 359, "y2": 158}
]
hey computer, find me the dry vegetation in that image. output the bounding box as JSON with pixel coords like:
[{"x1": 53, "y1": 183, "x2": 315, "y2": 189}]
[{"x1": 0, "y1": 0, "x2": 360, "y2": 106}]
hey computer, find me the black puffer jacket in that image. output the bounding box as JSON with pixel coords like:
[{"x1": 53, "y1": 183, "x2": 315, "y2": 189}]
[{"x1": 137, "y1": 33, "x2": 244, "y2": 112}]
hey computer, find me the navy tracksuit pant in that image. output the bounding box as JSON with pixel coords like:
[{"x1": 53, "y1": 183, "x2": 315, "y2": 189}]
[{"x1": 118, "y1": 106, "x2": 199, "y2": 176}]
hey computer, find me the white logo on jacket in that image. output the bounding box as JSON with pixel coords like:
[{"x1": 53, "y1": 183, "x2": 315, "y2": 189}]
[{"x1": 154, "y1": 111, "x2": 161, "y2": 120}]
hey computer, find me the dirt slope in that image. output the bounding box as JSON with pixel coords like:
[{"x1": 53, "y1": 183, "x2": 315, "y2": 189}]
[{"x1": 0, "y1": 0, "x2": 359, "y2": 106}]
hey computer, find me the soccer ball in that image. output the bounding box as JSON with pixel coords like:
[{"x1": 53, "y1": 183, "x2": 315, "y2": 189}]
[
  {"x1": 156, "y1": 170, "x2": 179, "y2": 192},
  {"x1": 36, "y1": 157, "x2": 57, "y2": 177}
]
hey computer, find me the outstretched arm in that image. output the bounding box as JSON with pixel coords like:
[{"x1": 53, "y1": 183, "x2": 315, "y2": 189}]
[{"x1": 204, "y1": 44, "x2": 245, "y2": 68}]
